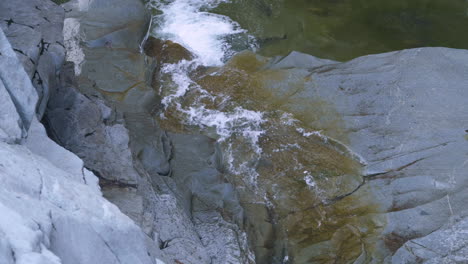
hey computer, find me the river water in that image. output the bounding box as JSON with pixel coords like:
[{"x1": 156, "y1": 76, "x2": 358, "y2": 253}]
[
  {"x1": 212, "y1": 0, "x2": 468, "y2": 61},
  {"x1": 146, "y1": 0, "x2": 467, "y2": 263}
]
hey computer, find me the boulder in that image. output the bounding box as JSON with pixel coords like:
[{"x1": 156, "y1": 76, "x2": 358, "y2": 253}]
[
  {"x1": 261, "y1": 48, "x2": 468, "y2": 262},
  {"x1": 46, "y1": 62, "x2": 140, "y2": 185}
]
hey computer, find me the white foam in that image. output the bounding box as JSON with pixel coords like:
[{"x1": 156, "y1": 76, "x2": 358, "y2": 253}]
[
  {"x1": 272, "y1": 143, "x2": 301, "y2": 153},
  {"x1": 225, "y1": 143, "x2": 261, "y2": 187},
  {"x1": 160, "y1": 60, "x2": 198, "y2": 107},
  {"x1": 296, "y1": 127, "x2": 327, "y2": 140},
  {"x1": 304, "y1": 174, "x2": 316, "y2": 188},
  {"x1": 280, "y1": 112, "x2": 298, "y2": 126},
  {"x1": 152, "y1": 0, "x2": 266, "y2": 184},
  {"x1": 182, "y1": 105, "x2": 264, "y2": 143},
  {"x1": 152, "y1": 0, "x2": 245, "y2": 66}
]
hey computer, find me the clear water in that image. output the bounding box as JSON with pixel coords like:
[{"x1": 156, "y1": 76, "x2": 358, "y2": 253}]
[{"x1": 213, "y1": 0, "x2": 468, "y2": 61}]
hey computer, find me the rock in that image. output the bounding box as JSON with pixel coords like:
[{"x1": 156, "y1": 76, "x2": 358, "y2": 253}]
[
  {"x1": 143, "y1": 37, "x2": 195, "y2": 90},
  {"x1": 46, "y1": 62, "x2": 140, "y2": 185},
  {"x1": 392, "y1": 217, "x2": 468, "y2": 263},
  {"x1": 3, "y1": 0, "x2": 466, "y2": 263},
  {"x1": 157, "y1": 46, "x2": 468, "y2": 263},
  {"x1": 260, "y1": 48, "x2": 468, "y2": 262},
  {"x1": 0, "y1": 140, "x2": 167, "y2": 264},
  {"x1": 265, "y1": 51, "x2": 337, "y2": 70},
  {"x1": 166, "y1": 132, "x2": 253, "y2": 263},
  {"x1": 144, "y1": 37, "x2": 194, "y2": 64},
  {"x1": 0, "y1": 15, "x2": 168, "y2": 264},
  {"x1": 62, "y1": 0, "x2": 153, "y2": 110},
  {"x1": 27, "y1": 116, "x2": 100, "y2": 193},
  {"x1": 0, "y1": 0, "x2": 66, "y2": 119},
  {"x1": 48, "y1": 0, "x2": 256, "y2": 263},
  {"x1": 45, "y1": 62, "x2": 164, "y2": 241},
  {"x1": 0, "y1": 77, "x2": 23, "y2": 143},
  {"x1": 0, "y1": 28, "x2": 38, "y2": 139}
]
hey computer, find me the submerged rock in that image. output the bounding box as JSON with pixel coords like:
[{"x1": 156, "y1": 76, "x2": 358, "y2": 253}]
[{"x1": 144, "y1": 37, "x2": 194, "y2": 64}]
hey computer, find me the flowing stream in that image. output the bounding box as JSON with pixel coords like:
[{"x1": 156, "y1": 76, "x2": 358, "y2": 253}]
[{"x1": 145, "y1": 0, "x2": 468, "y2": 263}]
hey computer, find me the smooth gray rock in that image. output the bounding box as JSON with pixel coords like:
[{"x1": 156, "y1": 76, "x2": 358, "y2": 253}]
[
  {"x1": 46, "y1": 63, "x2": 140, "y2": 185},
  {"x1": 261, "y1": 48, "x2": 468, "y2": 262},
  {"x1": 392, "y1": 217, "x2": 468, "y2": 263},
  {"x1": 27, "y1": 116, "x2": 101, "y2": 192},
  {"x1": 46, "y1": 63, "x2": 165, "y2": 242}
]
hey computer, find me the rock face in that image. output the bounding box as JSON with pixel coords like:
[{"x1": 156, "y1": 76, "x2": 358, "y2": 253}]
[
  {"x1": 45, "y1": 0, "x2": 255, "y2": 263},
  {"x1": 294, "y1": 48, "x2": 468, "y2": 263},
  {"x1": 0, "y1": 0, "x2": 66, "y2": 119},
  {"x1": 153, "y1": 45, "x2": 468, "y2": 263},
  {"x1": 0, "y1": 29, "x2": 38, "y2": 142},
  {"x1": 0, "y1": 24, "x2": 167, "y2": 264},
  {"x1": 228, "y1": 49, "x2": 468, "y2": 263}
]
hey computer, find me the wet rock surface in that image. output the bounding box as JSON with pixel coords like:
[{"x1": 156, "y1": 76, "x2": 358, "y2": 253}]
[
  {"x1": 51, "y1": 0, "x2": 255, "y2": 263},
  {"x1": 144, "y1": 37, "x2": 194, "y2": 64},
  {"x1": 237, "y1": 49, "x2": 468, "y2": 263},
  {"x1": 155, "y1": 48, "x2": 468, "y2": 263},
  {"x1": 297, "y1": 48, "x2": 468, "y2": 263}
]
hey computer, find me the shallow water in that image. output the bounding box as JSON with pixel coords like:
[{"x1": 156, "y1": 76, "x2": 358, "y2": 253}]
[{"x1": 213, "y1": 0, "x2": 468, "y2": 61}]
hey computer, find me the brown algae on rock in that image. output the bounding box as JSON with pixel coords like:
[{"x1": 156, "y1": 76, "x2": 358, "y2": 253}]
[{"x1": 155, "y1": 51, "x2": 387, "y2": 262}]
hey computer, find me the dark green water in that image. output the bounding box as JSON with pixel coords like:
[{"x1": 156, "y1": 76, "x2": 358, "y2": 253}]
[{"x1": 214, "y1": 0, "x2": 468, "y2": 61}]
